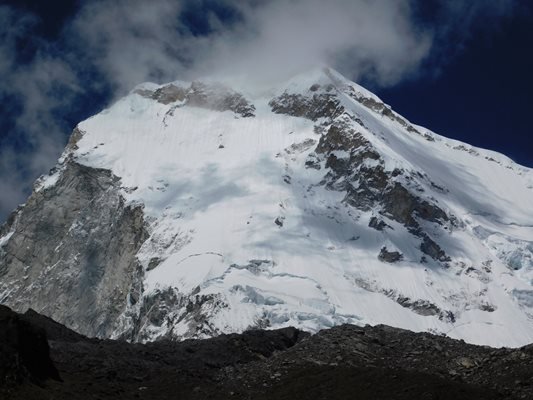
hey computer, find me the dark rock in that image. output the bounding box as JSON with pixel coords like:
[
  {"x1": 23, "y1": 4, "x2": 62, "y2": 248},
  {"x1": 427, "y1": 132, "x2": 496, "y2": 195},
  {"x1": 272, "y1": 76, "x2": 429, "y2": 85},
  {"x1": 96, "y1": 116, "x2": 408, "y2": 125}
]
[
  {"x1": 311, "y1": 109, "x2": 451, "y2": 262},
  {"x1": 269, "y1": 92, "x2": 343, "y2": 121},
  {"x1": 285, "y1": 138, "x2": 317, "y2": 154},
  {"x1": 304, "y1": 153, "x2": 321, "y2": 169},
  {"x1": 439, "y1": 311, "x2": 456, "y2": 323},
  {"x1": 136, "y1": 82, "x2": 256, "y2": 117},
  {"x1": 480, "y1": 304, "x2": 496, "y2": 312},
  {"x1": 378, "y1": 247, "x2": 403, "y2": 263},
  {"x1": 65, "y1": 127, "x2": 85, "y2": 152},
  {"x1": 147, "y1": 257, "x2": 162, "y2": 271},
  {"x1": 381, "y1": 183, "x2": 448, "y2": 228},
  {"x1": 271, "y1": 88, "x2": 452, "y2": 271},
  {"x1": 136, "y1": 289, "x2": 176, "y2": 337},
  {"x1": 369, "y1": 217, "x2": 390, "y2": 231},
  {"x1": 188, "y1": 81, "x2": 256, "y2": 118},
  {"x1": 420, "y1": 234, "x2": 451, "y2": 262},
  {"x1": 348, "y1": 93, "x2": 435, "y2": 141},
  {"x1": 2, "y1": 308, "x2": 532, "y2": 400},
  {"x1": 21, "y1": 308, "x2": 86, "y2": 343},
  {"x1": 0, "y1": 305, "x2": 60, "y2": 388},
  {"x1": 150, "y1": 84, "x2": 188, "y2": 104},
  {"x1": 315, "y1": 123, "x2": 369, "y2": 154},
  {"x1": 395, "y1": 296, "x2": 441, "y2": 317}
]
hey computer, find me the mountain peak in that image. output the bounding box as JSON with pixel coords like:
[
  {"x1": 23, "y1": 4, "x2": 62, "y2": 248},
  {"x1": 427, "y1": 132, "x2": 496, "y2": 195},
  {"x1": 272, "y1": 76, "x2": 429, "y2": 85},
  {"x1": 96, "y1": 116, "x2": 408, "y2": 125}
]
[
  {"x1": 277, "y1": 66, "x2": 371, "y2": 92},
  {"x1": 131, "y1": 66, "x2": 378, "y2": 103},
  {"x1": 1, "y1": 66, "x2": 533, "y2": 347}
]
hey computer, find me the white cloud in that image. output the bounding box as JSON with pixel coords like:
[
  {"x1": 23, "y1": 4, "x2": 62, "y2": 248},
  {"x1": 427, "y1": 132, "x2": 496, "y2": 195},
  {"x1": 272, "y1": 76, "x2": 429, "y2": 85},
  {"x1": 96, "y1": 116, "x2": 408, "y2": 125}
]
[
  {"x1": 0, "y1": 6, "x2": 81, "y2": 217},
  {"x1": 67, "y1": 0, "x2": 433, "y2": 92},
  {"x1": 194, "y1": 0, "x2": 431, "y2": 86},
  {"x1": 0, "y1": 0, "x2": 520, "y2": 219},
  {"x1": 69, "y1": 0, "x2": 189, "y2": 95}
]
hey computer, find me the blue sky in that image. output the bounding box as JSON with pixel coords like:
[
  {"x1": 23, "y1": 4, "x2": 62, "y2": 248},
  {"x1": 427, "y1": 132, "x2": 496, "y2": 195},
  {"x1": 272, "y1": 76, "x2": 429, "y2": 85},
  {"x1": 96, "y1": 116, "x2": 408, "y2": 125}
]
[{"x1": 0, "y1": 0, "x2": 531, "y2": 221}]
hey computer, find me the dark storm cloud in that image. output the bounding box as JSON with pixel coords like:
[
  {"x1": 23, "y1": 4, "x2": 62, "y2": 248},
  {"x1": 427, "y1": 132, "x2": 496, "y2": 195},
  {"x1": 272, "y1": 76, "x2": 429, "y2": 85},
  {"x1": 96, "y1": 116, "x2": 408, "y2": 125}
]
[{"x1": 0, "y1": 0, "x2": 520, "y2": 220}]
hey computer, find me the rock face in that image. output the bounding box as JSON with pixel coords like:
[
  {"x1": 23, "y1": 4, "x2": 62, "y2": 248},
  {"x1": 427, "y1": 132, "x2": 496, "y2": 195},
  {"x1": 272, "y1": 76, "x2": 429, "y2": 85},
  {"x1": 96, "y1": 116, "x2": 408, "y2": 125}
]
[
  {"x1": 136, "y1": 80, "x2": 256, "y2": 117},
  {"x1": 2, "y1": 307, "x2": 532, "y2": 400},
  {"x1": 270, "y1": 88, "x2": 342, "y2": 121},
  {"x1": 0, "y1": 161, "x2": 147, "y2": 338},
  {"x1": 1, "y1": 67, "x2": 533, "y2": 346},
  {"x1": 378, "y1": 247, "x2": 403, "y2": 263},
  {"x1": 0, "y1": 305, "x2": 60, "y2": 389}
]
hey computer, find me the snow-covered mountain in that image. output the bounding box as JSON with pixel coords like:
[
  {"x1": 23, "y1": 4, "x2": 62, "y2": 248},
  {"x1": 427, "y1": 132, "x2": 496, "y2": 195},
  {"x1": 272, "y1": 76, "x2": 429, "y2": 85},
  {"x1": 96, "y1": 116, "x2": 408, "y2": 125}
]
[{"x1": 1, "y1": 67, "x2": 533, "y2": 347}]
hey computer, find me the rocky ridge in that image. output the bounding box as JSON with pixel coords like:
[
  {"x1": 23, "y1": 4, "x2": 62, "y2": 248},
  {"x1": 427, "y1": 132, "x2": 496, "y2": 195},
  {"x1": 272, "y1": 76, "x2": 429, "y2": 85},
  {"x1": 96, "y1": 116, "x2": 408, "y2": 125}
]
[{"x1": 1, "y1": 306, "x2": 532, "y2": 400}]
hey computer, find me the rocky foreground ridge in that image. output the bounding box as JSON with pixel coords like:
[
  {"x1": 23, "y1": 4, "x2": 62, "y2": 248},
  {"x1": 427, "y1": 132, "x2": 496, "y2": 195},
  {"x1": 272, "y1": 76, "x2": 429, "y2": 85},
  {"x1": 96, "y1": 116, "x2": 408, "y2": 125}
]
[{"x1": 1, "y1": 305, "x2": 532, "y2": 399}]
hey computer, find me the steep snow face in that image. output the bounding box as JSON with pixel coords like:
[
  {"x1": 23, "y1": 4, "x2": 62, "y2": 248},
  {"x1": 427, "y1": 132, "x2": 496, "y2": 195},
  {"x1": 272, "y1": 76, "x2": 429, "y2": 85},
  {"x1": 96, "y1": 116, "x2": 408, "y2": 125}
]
[{"x1": 5, "y1": 67, "x2": 533, "y2": 347}]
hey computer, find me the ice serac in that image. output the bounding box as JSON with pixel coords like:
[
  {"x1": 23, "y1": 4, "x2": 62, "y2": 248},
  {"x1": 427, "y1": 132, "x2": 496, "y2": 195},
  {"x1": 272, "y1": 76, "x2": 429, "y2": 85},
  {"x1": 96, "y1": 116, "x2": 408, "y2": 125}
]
[{"x1": 1, "y1": 67, "x2": 533, "y2": 347}]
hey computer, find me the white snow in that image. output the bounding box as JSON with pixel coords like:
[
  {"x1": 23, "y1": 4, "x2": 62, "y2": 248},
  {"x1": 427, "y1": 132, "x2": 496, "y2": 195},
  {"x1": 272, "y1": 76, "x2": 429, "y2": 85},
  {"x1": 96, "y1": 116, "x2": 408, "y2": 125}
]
[
  {"x1": 0, "y1": 232, "x2": 13, "y2": 248},
  {"x1": 67, "y1": 67, "x2": 533, "y2": 347},
  {"x1": 33, "y1": 170, "x2": 62, "y2": 192}
]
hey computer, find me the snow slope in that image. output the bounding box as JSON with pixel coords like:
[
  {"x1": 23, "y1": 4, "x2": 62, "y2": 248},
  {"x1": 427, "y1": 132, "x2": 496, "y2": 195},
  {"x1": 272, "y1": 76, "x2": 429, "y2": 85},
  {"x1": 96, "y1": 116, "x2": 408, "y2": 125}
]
[{"x1": 34, "y1": 68, "x2": 533, "y2": 346}]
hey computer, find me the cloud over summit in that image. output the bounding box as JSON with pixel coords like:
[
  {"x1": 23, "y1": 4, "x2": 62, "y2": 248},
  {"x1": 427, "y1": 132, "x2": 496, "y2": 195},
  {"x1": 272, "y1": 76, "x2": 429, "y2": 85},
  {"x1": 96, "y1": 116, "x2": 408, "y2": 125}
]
[{"x1": 0, "y1": 0, "x2": 520, "y2": 219}]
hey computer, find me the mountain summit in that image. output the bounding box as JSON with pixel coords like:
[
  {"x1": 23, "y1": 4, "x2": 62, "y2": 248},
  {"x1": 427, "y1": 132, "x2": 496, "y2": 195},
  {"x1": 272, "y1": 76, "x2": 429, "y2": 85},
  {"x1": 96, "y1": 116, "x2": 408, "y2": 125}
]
[{"x1": 1, "y1": 67, "x2": 532, "y2": 347}]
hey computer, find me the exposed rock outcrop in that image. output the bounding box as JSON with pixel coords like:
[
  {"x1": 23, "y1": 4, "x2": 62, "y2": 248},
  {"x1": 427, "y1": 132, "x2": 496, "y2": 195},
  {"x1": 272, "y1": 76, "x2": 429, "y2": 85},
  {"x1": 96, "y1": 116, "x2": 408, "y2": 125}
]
[
  {"x1": 2, "y1": 308, "x2": 532, "y2": 400},
  {"x1": 0, "y1": 161, "x2": 148, "y2": 338},
  {"x1": 0, "y1": 305, "x2": 60, "y2": 388},
  {"x1": 270, "y1": 89, "x2": 343, "y2": 121},
  {"x1": 378, "y1": 247, "x2": 403, "y2": 263},
  {"x1": 368, "y1": 216, "x2": 390, "y2": 231},
  {"x1": 136, "y1": 81, "x2": 256, "y2": 117}
]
